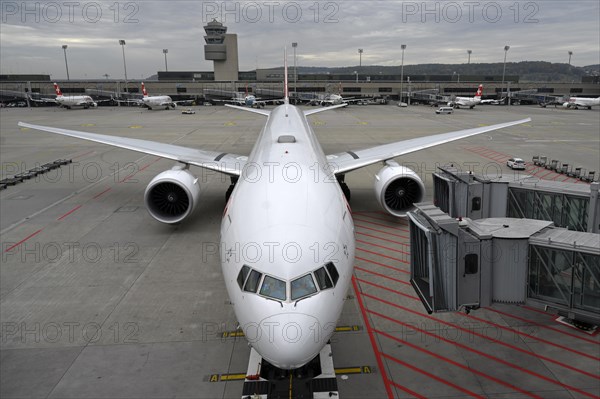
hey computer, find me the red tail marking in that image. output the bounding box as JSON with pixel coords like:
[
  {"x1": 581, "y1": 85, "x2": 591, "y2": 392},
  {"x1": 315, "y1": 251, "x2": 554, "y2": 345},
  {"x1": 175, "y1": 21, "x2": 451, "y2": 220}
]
[
  {"x1": 141, "y1": 82, "x2": 148, "y2": 97},
  {"x1": 475, "y1": 84, "x2": 483, "y2": 97},
  {"x1": 53, "y1": 83, "x2": 62, "y2": 96}
]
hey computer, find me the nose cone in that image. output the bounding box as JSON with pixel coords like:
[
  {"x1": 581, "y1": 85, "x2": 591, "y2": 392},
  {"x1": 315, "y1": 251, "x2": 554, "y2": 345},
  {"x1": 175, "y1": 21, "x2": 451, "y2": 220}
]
[{"x1": 245, "y1": 313, "x2": 332, "y2": 370}]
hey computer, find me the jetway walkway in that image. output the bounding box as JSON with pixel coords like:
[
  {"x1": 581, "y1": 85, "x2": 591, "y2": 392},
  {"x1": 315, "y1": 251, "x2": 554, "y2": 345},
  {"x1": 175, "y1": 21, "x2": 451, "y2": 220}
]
[{"x1": 408, "y1": 168, "x2": 600, "y2": 326}]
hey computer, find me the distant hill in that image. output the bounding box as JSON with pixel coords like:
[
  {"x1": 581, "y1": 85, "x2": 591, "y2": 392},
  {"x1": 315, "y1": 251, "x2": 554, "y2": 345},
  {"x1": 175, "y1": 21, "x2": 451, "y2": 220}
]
[{"x1": 283, "y1": 62, "x2": 600, "y2": 83}]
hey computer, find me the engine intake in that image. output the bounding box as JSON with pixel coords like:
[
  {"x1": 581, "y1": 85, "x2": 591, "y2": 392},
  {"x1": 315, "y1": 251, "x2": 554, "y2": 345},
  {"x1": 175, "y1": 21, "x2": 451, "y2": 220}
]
[
  {"x1": 374, "y1": 161, "x2": 425, "y2": 217},
  {"x1": 144, "y1": 166, "x2": 200, "y2": 224}
]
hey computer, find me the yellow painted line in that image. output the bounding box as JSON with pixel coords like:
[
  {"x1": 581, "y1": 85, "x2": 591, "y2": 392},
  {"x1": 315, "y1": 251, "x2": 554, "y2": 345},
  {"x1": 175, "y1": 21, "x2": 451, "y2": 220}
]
[
  {"x1": 220, "y1": 373, "x2": 247, "y2": 381},
  {"x1": 335, "y1": 366, "x2": 372, "y2": 374},
  {"x1": 19, "y1": 128, "x2": 30, "y2": 131},
  {"x1": 221, "y1": 325, "x2": 360, "y2": 338},
  {"x1": 210, "y1": 365, "x2": 371, "y2": 382},
  {"x1": 357, "y1": 121, "x2": 368, "y2": 125},
  {"x1": 81, "y1": 123, "x2": 96, "y2": 127},
  {"x1": 224, "y1": 121, "x2": 237, "y2": 126},
  {"x1": 129, "y1": 125, "x2": 143, "y2": 129}
]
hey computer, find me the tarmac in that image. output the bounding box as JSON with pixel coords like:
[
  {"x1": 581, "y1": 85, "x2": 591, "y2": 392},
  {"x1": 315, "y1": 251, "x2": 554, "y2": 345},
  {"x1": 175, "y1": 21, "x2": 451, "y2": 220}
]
[{"x1": 1, "y1": 103, "x2": 599, "y2": 398}]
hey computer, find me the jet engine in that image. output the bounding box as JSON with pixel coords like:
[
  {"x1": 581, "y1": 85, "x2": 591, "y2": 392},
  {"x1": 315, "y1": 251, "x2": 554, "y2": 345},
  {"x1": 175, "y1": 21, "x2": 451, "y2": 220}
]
[
  {"x1": 374, "y1": 161, "x2": 425, "y2": 217},
  {"x1": 144, "y1": 166, "x2": 200, "y2": 224}
]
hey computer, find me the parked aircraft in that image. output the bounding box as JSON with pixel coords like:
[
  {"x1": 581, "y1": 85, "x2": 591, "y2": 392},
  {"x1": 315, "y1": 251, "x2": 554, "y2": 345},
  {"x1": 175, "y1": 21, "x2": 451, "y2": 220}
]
[
  {"x1": 448, "y1": 84, "x2": 483, "y2": 109},
  {"x1": 29, "y1": 83, "x2": 104, "y2": 109},
  {"x1": 18, "y1": 50, "x2": 530, "y2": 371},
  {"x1": 563, "y1": 96, "x2": 600, "y2": 109}
]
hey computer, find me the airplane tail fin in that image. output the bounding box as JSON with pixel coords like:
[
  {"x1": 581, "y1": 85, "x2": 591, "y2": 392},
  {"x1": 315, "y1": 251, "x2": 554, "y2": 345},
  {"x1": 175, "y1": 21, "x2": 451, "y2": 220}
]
[
  {"x1": 141, "y1": 82, "x2": 148, "y2": 97},
  {"x1": 53, "y1": 83, "x2": 62, "y2": 96},
  {"x1": 284, "y1": 47, "x2": 289, "y2": 105},
  {"x1": 475, "y1": 84, "x2": 483, "y2": 98}
]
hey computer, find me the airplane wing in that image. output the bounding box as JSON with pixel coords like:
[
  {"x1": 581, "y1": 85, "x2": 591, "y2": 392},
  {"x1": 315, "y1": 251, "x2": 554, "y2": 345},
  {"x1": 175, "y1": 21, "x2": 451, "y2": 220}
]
[
  {"x1": 304, "y1": 103, "x2": 348, "y2": 116},
  {"x1": 17, "y1": 122, "x2": 246, "y2": 176},
  {"x1": 224, "y1": 104, "x2": 270, "y2": 116},
  {"x1": 325, "y1": 118, "x2": 531, "y2": 174}
]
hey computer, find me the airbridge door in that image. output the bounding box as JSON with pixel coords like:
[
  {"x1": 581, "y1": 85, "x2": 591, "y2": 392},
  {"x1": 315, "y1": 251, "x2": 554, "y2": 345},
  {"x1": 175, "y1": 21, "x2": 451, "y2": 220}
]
[{"x1": 458, "y1": 228, "x2": 481, "y2": 307}]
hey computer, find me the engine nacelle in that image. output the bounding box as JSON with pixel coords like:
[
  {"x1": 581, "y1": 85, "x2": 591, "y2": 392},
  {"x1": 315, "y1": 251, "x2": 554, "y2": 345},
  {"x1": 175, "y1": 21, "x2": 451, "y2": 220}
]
[
  {"x1": 144, "y1": 166, "x2": 200, "y2": 224},
  {"x1": 374, "y1": 161, "x2": 425, "y2": 217}
]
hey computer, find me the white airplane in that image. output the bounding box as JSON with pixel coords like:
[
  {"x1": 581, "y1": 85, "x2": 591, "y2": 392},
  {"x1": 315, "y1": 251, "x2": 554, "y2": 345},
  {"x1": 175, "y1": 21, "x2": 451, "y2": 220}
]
[
  {"x1": 18, "y1": 49, "x2": 530, "y2": 371},
  {"x1": 448, "y1": 84, "x2": 483, "y2": 109},
  {"x1": 30, "y1": 83, "x2": 99, "y2": 109},
  {"x1": 562, "y1": 96, "x2": 600, "y2": 110},
  {"x1": 137, "y1": 82, "x2": 178, "y2": 110}
]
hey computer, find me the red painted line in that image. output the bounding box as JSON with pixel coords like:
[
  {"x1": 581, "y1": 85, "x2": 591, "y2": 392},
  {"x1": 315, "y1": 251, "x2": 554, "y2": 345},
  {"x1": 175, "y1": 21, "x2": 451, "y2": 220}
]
[
  {"x1": 357, "y1": 247, "x2": 408, "y2": 264},
  {"x1": 355, "y1": 277, "x2": 419, "y2": 301},
  {"x1": 487, "y1": 307, "x2": 600, "y2": 345},
  {"x1": 389, "y1": 381, "x2": 428, "y2": 399},
  {"x1": 354, "y1": 214, "x2": 410, "y2": 231},
  {"x1": 356, "y1": 238, "x2": 410, "y2": 256},
  {"x1": 57, "y1": 205, "x2": 82, "y2": 221},
  {"x1": 560, "y1": 176, "x2": 573, "y2": 182},
  {"x1": 355, "y1": 223, "x2": 410, "y2": 239},
  {"x1": 92, "y1": 187, "x2": 112, "y2": 199},
  {"x1": 120, "y1": 157, "x2": 162, "y2": 183},
  {"x1": 354, "y1": 210, "x2": 409, "y2": 223},
  {"x1": 351, "y1": 277, "x2": 394, "y2": 399},
  {"x1": 355, "y1": 266, "x2": 410, "y2": 285},
  {"x1": 376, "y1": 329, "x2": 543, "y2": 399},
  {"x1": 367, "y1": 308, "x2": 599, "y2": 399},
  {"x1": 458, "y1": 312, "x2": 600, "y2": 361},
  {"x1": 381, "y1": 352, "x2": 486, "y2": 399},
  {"x1": 537, "y1": 170, "x2": 556, "y2": 179},
  {"x1": 357, "y1": 230, "x2": 409, "y2": 244},
  {"x1": 355, "y1": 255, "x2": 410, "y2": 274},
  {"x1": 4, "y1": 229, "x2": 44, "y2": 253},
  {"x1": 353, "y1": 217, "x2": 410, "y2": 232},
  {"x1": 363, "y1": 293, "x2": 600, "y2": 381}
]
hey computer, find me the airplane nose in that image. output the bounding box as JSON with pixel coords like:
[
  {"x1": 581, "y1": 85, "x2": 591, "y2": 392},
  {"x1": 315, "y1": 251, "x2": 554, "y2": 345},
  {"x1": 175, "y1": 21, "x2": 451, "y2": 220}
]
[{"x1": 247, "y1": 312, "x2": 332, "y2": 370}]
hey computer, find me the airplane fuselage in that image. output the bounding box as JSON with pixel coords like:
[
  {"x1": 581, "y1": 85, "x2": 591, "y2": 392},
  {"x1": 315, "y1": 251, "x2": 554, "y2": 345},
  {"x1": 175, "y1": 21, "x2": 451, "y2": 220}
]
[
  {"x1": 142, "y1": 95, "x2": 175, "y2": 110},
  {"x1": 563, "y1": 97, "x2": 600, "y2": 109},
  {"x1": 450, "y1": 96, "x2": 481, "y2": 108},
  {"x1": 220, "y1": 104, "x2": 355, "y2": 370},
  {"x1": 56, "y1": 95, "x2": 97, "y2": 109}
]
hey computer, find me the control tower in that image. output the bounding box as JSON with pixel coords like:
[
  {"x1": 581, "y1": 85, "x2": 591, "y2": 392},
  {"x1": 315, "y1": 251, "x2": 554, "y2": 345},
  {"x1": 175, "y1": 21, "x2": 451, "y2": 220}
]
[{"x1": 204, "y1": 19, "x2": 239, "y2": 81}]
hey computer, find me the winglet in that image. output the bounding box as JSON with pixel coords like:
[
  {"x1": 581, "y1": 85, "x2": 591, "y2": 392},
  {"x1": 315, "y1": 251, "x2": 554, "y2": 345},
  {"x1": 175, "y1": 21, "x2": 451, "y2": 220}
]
[{"x1": 283, "y1": 47, "x2": 289, "y2": 105}]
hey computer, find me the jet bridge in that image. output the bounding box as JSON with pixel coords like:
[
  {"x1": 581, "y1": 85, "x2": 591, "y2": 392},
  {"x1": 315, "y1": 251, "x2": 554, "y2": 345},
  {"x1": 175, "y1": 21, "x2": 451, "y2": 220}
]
[
  {"x1": 432, "y1": 167, "x2": 599, "y2": 233},
  {"x1": 408, "y1": 203, "x2": 600, "y2": 326}
]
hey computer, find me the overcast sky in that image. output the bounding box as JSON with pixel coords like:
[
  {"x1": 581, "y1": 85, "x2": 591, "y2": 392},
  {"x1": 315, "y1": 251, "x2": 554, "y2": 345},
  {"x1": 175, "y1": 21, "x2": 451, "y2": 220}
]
[{"x1": 1, "y1": 1, "x2": 599, "y2": 79}]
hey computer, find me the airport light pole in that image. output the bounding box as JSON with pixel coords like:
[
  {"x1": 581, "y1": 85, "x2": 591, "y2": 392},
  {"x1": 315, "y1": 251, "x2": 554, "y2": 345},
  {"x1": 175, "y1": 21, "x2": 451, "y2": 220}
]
[
  {"x1": 568, "y1": 51, "x2": 573, "y2": 65},
  {"x1": 163, "y1": 49, "x2": 169, "y2": 72},
  {"x1": 358, "y1": 48, "x2": 363, "y2": 67},
  {"x1": 501, "y1": 45, "x2": 510, "y2": 101},
  {"x1": 119, "y1": 40, "x2": 128, "y2": 92},
  {"x1": 399, "y1": 44, "x2": 406, "y2": 104},
  {"x1": 62, "y1": 45, "x2": 70, "y2": 81},
  {"x1": 467, "y1": 49, "x2": 472, "y2": 64},
  {"x1": 292, "y1": 42, "x2": 298, "y2": 99}
]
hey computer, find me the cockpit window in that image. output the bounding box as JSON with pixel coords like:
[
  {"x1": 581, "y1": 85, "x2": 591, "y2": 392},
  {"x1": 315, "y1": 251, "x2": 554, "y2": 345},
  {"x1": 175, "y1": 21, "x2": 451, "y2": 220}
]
[
  {"x1": 326, "y1": 262, "x2": 339, "y2": 285},
  {"x1": 259, "y1": 275, "x2": 287, "y2": 301},
  {"x1": 291, "y1": 274, "x2": 317, "y2": 300},
  {"x1": 314, "y1": 267, "x2": 333, "y2": 290},
  {"x1": 237, "y1": 265, "x2": 251, "y2": 290},
  {"x1": 244, "y1": 270, "x2": 262, "y2": 293}
]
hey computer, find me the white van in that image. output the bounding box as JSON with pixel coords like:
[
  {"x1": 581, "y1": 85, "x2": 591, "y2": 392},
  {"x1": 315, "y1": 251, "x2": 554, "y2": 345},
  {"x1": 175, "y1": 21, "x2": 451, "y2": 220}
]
[{"x1": 436, "y1": 107, "x2": 454, "y2": 114}]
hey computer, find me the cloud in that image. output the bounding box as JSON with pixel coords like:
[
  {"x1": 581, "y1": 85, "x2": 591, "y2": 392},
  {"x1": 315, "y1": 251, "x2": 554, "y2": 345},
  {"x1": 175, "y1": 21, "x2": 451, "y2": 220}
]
[{"x1": 1, "y1": 0, "x2": 598, "y2": 79}]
